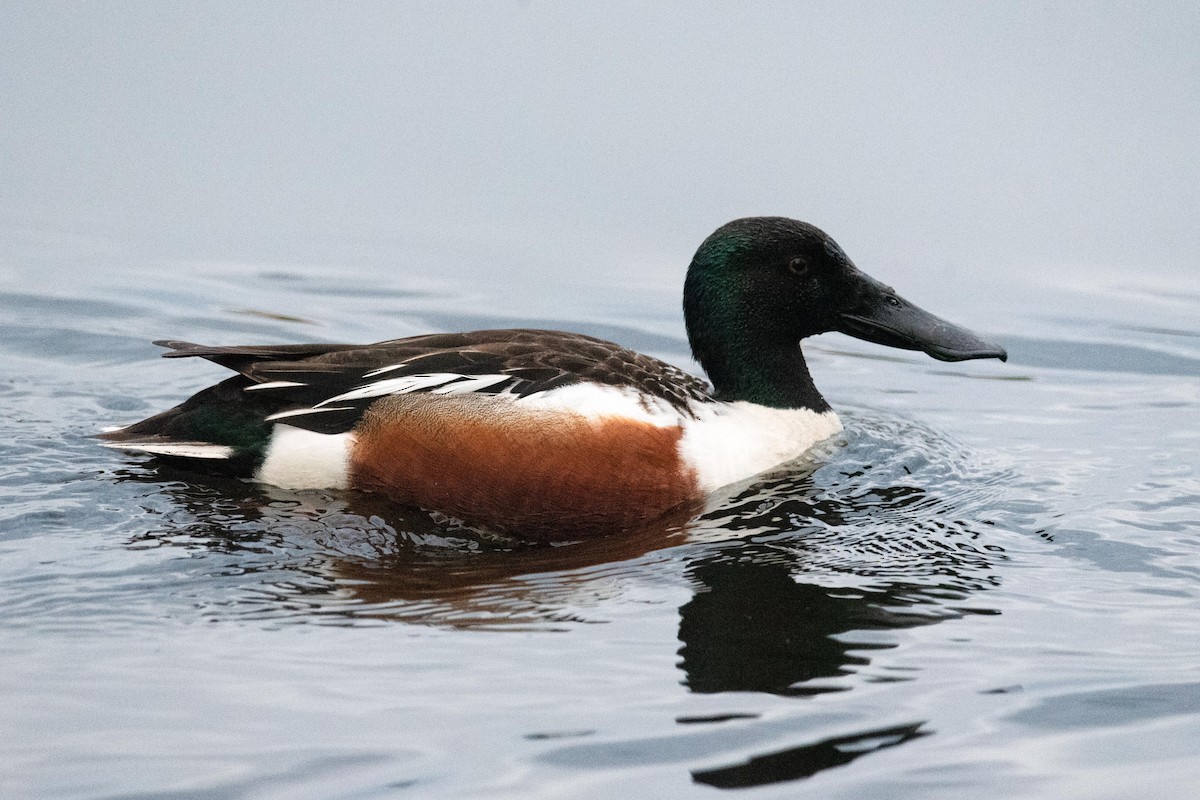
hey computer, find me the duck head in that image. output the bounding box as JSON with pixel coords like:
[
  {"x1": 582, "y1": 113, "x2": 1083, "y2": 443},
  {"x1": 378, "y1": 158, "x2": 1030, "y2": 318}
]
[{"x1": 683, "y1": 217, "x2": 1007, "y2": 410}]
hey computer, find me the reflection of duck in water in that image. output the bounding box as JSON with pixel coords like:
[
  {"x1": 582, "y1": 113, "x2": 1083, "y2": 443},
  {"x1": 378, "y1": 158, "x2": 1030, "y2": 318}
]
[{"x1": 101, "y1": 217, "x2": 1005, "y2": 540}]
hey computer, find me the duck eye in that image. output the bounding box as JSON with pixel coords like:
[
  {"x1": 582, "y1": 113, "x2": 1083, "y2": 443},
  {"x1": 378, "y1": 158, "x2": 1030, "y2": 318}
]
[
  {"x1": 788, "y1": 256, "x2": 809, "y2": 276},
  {"x1": 886, "y1": 295, "x2": 901, "y2": 307}
]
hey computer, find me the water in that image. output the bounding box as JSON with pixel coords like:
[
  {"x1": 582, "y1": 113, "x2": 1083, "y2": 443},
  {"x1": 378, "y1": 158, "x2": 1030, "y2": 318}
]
[
  {"x1": 4, "y1": 4, "x2": 1200, "y2": 797},
  {"x1": 2, "y1": 237, "x2": 1198, "y2": 798}
]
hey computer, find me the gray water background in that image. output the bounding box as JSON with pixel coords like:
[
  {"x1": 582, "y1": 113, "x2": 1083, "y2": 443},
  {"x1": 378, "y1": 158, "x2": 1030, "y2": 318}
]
[{"x1": 2, "y1": 4, "x2": 1199, "y2": 798}]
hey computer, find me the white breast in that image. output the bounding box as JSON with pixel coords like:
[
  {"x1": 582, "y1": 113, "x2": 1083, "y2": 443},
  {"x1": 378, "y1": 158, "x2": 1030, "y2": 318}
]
[{"x1": 677, "y1": 402, "x2": 842, "y2": 493}]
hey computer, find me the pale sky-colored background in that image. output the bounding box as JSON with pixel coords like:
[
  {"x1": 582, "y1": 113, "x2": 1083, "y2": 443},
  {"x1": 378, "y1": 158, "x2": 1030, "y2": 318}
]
[{"x1": 2, "y1": 2, "x2": 1197, "y2": 293}]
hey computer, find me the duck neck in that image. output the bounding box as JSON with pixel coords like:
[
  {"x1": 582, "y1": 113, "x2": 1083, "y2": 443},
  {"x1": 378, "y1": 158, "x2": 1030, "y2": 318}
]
[{"x1": 697, "y1": 339, "x2": 831, "y2": 412}]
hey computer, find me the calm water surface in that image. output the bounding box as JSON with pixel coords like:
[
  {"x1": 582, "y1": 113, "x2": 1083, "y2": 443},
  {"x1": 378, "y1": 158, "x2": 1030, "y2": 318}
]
[{"x1": 2, "y1": 240, "x2": 1199, "y2": 799}]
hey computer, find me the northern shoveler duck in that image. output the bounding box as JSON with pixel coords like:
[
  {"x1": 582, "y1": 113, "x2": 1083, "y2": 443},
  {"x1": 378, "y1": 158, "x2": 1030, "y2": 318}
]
[{"x1": 101, "y1": 217, "x2": 1006, "y2": 540}]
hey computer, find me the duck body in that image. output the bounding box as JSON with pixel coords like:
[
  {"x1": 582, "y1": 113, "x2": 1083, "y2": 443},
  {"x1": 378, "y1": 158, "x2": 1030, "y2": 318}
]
[
  {"x1": 101, "y1": 217, "x2": 1005, "y2": 540},
  {"x1": 104, "y1": 330, "x2": 841, "y2": 539}
]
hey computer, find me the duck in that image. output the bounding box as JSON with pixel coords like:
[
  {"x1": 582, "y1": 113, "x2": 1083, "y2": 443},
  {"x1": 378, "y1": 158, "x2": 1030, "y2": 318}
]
[{"x1": 100, "y1": 217, "x2": 1007, "y2": 540}]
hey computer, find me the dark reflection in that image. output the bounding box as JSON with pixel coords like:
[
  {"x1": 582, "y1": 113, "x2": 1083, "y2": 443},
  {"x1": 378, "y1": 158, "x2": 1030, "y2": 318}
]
[
  {"x1": 692, "y1": 722, "x2": 929, "y2": 789},
  {"x1": 679, "y1": 559, "x2": 952, "y2": 696},
  {"x1": 676, "y1": 713, "x2": 760, "y2": 725},
  {"x1": 659, "y1": 415, "x2": 1010, "y2": 787},
  {"x1": 677, "y1": 462, "x2": 1002, "y2": 696}
]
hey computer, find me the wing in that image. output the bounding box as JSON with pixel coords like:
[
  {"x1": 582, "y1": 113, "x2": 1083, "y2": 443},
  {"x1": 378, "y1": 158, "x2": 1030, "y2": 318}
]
[{"x1": 155, "y1": 329, "x2": 712, "y2": 435}]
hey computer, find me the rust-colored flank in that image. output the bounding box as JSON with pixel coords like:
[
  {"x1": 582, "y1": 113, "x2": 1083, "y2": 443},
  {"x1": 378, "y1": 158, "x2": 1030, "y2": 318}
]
[{"x1": 349, "y1": 394, "x2": 700, "y2": 540}]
